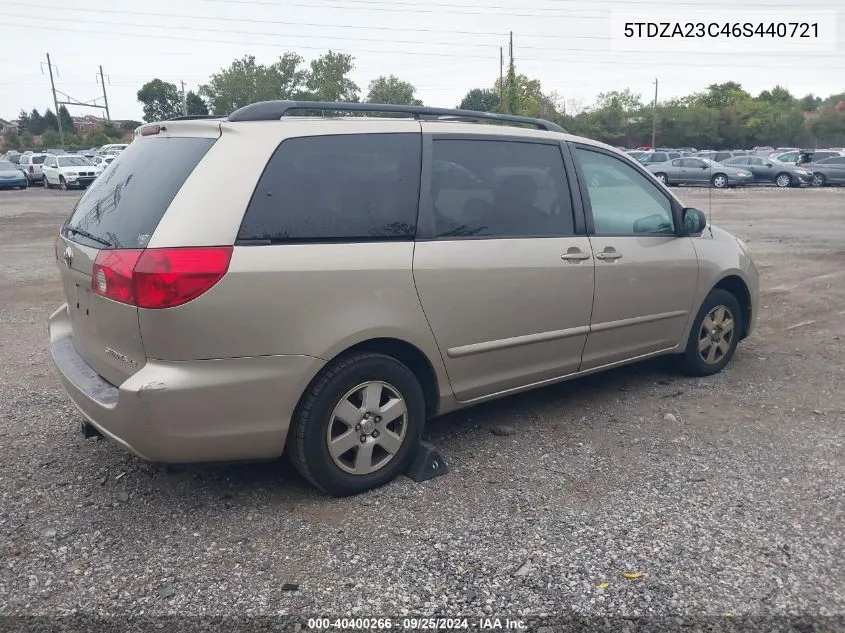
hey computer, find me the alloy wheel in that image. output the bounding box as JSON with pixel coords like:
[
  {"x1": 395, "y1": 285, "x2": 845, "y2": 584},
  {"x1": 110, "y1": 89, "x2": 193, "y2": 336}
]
[
  {"x1": 326, "y1": 381, "x2": 408, "y2": 475},
  {"x1": 697, "y1": 305, "x2": 735, "y2": 365},
  {"x1": 776, "y1": 174, "x2": 791, "y2": 187}
]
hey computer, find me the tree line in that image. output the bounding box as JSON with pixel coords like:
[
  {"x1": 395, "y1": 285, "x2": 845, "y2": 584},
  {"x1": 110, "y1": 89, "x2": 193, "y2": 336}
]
[
  {"x1": 138, "y1": 51, "x2": 845, "y2": 149},
  {"x1": 5, "y1": 104, "x2": 141, "y2": 151}
]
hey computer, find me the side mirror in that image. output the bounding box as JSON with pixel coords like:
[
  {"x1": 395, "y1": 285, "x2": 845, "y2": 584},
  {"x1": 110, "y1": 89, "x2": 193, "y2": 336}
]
[
  {"x1": 700, "y1": 165, "x2": 708, "y2": 169},
  {"x1": 681, "y1": 208, "x2": 707, "y2": 236},
  {"x1": 764, "y1": 162, "x2": 773, "y2": 167}
]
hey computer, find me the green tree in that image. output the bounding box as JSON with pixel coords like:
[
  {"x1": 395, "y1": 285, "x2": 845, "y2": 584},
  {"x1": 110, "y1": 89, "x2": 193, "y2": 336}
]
[
  {"x1": 102, "y1": 122, "x2": 122, "y2": 139},
  {"x1": 810, "y1": 111, "x2": 845, "y2": 147},
  {"x1": 43, "y1": 109, "x2": 59, "y2": 132},
  {"x1": 305, "y1": 51, "x2": 359, "y2": 102},
  {"x1": 85, "y1": 130, "x2": 111, "y2": 147},
  {"x1": 798, "y1": 94, "x2": 823, "y2": 111},
  {"x1": 137, "y1": 78, "x2": 183, "y2": 122},
  {"x1": 365, "y1": 75, "x2": 422, "y2": 105},
  {"x1": 200, "y1": 53, "x2": 307, "y2": 114},
  {"x1": 186, "y1": 91, "x2": 209, "y2": 115},
  {"x1": 39, "y1": 129, "x2": 60, "y2": 147},
  {"x1": 758, "y1": 85, "x2": 794, "y2": 106},
  {"x1": 4, "y1": 129, "x2": 21, "y2": 150},
  {"x1": 28, "y1": 109, "x2": 47, "y2": 134},
  {"x1": 20, "y1": 130, "x2": 34, "y2": 148},
  {"x1": 503, "y1": 58, "x2": 518, "y2": 114},
  {"x1": 690, "y1": 82, "x2": 751, "y2": 109},
  {"x1": 458, "y1": 88, "x2": 500, "y2": 112},
  {"x1": 58, "y1": 106, "x2": 75, "y2": 134},
  {"x1": 17, "y1": 110, "x2": 31, "y2": 133}
]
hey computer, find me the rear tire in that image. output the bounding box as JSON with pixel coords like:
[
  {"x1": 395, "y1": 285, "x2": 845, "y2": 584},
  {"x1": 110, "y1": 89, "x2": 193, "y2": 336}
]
[
  {"x1": 288, "y1": 352, "x2": 425, "y2": 496},
  {"x1": 654, "y1": 172, "x2": 668, "y2": 185},
  {"x1": 813, "y1": 173, "x2": 826, "y2": 187},
  {"x1": 44, "y1": 177, "x2": 52, "y2": 189},
  {"x1": 677, "y1": 289, "x2": 742, "y2": 377}
]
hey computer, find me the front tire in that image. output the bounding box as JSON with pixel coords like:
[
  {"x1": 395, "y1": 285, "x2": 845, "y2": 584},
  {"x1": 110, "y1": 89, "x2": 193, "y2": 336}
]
[
  {"x1": 654, "y1": 172, "x2": 668, "y2": 185},
  {"x1": 775, "y1": 173, "x2": 791, "y2": 188},
  {"x1": 288, "y1": 352, "x2": 425, "y2": 496},
  {"x1": 677, "y1": 289, "x2": 742, "y2": 377},
  {"x1": 59, "y1": 176, "x2": 68, "y2": 191},
  {"x1": 711, "y1": 174, "x2": 728, "y2": 189}
]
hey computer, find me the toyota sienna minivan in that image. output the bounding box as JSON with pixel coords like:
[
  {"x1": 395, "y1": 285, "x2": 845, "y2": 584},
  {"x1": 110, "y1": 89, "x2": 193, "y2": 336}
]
[{"x1": 49, "y1": 101, "x2": 759, "y2": 496}]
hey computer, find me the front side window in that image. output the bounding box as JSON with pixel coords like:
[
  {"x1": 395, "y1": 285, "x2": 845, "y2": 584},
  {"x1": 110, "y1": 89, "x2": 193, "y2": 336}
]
[
  {"x1": 430, "y1": 139, "x2": 574, "y2": 239},
  {"x1": 778, "y1": 152, "x2": 798, "y2": 162},
  {"x1": 238, "y1": 133, "x2": 421, "y2": 242},
  {"x1": 576, "y1": 148, "x2": 674, "y2": 236}
]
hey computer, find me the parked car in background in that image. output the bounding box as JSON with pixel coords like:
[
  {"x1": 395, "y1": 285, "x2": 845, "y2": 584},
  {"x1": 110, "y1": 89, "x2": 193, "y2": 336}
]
[
  {"x1": 90, "y1": 154, "x2": 116, "y2": 170},
  {"x1": 0, "y1": 160, "x2": 28, "y2": 189},
  {"x1": 722, "y1": 156, "x2": 814, "y2": 187},
  {"x1": 806, "y1": 156, "x2": 845, "y2": 186},
  {"x1": 646, "y1": 157, "x2": 753, "y2": 188},
  {"x1": 636, "y1": 150, "x2": 681, "y2": 165},
  {"x1": 797, "y1": 149, "x2": 843, "y2": 166},
  {"x1": 625, "y1": 150, "x2": 647, "y2": 160},
  {"x1": 47, "y1": 102, "x2": 759, "y2": 496},
  {"x1": 44, "y1": 148, "x2": 66, "y2": 156},
  {"x1": 4, "y1": 151, "x2": 22, "y2": 165},
  {"x1": 18, "y1": 153, "x2": 47, "y2": 184},
  {"x1": 697, "y1": 150, "x2": 734, "y2": 163},
  {"x1": 42, "y1": 154, "x2": 97, "y2": 190},
  {"x1": 98, "y1": 143, "x2": 128, "y2": 154},
  {"x1": 770, "y1": 150, "x2": 799, "y2": 164}
]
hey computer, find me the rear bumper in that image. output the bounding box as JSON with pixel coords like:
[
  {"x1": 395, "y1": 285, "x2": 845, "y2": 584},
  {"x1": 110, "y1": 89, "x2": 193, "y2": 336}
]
[
  {"x1": 0, "y1": 178, "x2": 27, "y2": 188},
  {"x1": 49, "y1": 304, "x2": 325, "y2": 463}
]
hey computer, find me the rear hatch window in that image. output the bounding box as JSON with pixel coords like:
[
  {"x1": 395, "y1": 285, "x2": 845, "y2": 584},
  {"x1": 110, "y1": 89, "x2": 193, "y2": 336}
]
[{"x1": 63, "y1": 136, "x2": 216, "y2": 249}]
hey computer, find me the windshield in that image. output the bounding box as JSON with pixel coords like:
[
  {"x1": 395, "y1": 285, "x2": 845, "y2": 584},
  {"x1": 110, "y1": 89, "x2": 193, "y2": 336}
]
[
  {"x1": 58, "y1": 157, "x2": 91, "y2": 167},
  {"x1": 0, "y1": 161, "x2": 16, "y2": 170}
]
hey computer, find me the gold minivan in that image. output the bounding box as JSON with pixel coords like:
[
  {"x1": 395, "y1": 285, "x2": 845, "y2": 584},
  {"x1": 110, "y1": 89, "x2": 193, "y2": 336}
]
[{"x1": 49, "y1": 102, "x2": 759, "y2": 495}]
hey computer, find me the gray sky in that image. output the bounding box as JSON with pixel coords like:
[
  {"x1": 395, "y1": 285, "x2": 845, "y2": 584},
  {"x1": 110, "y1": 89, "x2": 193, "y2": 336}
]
[{"x1": 2, "y1": 0, "x2": 843, "y2": 121}]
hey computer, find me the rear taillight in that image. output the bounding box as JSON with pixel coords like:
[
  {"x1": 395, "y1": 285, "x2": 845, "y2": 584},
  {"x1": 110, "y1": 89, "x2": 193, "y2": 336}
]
[
  {"x1": 29, "y1": 166, "x2": 34, "y2": 173},
  {"x1": 92, "y1": 249, "x2": 143, "y2": 304},
  {"x1": 92, "y1": 247, "x2": 232, "y2": 309}
]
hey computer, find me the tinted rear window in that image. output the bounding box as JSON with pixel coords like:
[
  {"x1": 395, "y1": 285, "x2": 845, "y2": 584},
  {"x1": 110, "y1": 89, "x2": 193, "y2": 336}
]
[
  {"x1": 32, "y1": 156, "x2": 46, "y2": 164},
  {"x1": 238, "y1": 133, "x2": 421, "y2": 243},
  {"x1": 64, "y1": 137, "x2": 215, "y2": 249}
]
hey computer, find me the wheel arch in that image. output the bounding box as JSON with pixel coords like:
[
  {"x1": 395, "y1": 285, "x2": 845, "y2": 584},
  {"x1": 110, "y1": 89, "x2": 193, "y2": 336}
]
[
  {"x1": 315, "y1": 337, "x2": 444, "y2": 420},
  {"x1": 711, "y1": 275, "x2": 752, "y2": 340}
]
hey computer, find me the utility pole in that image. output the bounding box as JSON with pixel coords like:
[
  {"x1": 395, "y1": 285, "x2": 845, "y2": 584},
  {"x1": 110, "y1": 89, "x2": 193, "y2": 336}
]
[
  {"x1": 180, "y1": 80, "x2": 187, "y2": 115},
  {"x1": 45, "y1": 53, "x2": 64, "y2": 145},
  {"x1": 651, "y1": 77, "x2": 658, "y2": 148},
  {"x1": 99, "y1": 65, "x2": 111, "y2": 121},
  {"x1": 498, "y1": 47, "x2": 504, "y2": 109}
]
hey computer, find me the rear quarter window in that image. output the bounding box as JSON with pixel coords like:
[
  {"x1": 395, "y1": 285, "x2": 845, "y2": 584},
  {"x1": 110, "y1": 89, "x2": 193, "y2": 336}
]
[
  {"x1": 64, "y1": 137, "x2": 216, "y2": 249},
  {"x1": 237, "y1": 133, "x2": 422, "y2": 243}
]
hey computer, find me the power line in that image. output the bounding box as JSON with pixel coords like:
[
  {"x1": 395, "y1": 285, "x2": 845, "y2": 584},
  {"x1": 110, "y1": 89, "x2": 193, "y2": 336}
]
[
  {"x1": 191, "y1": 0, "x2": 816, "y2": 16},
  {"x1": 11, "y1": 4, "x2": 843, "y2": 56},
  {"x1": 4, "y1": 20, "x2": 840, "y2": 68}
]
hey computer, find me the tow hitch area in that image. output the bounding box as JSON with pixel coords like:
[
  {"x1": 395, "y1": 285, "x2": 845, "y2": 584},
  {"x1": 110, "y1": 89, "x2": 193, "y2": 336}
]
[
  {"x1": 405, "y1": 441, "x2": 449, "y2": 482},
  {"x1": 80, "y1": 421, "x2": 103, "y2": 439}
]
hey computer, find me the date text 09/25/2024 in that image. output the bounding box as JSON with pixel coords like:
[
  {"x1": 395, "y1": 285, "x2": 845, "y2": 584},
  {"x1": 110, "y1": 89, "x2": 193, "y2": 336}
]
[{"x1": 306, "y1": 617, "x2": 527, "y2": 630}]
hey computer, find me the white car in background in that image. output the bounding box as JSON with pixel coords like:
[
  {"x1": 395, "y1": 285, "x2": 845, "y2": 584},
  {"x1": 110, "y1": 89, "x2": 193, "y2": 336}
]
[
  {"x1": 98, "y1": 143, "x2": 128, "y2": 154},
  {"x1": 42, "y1": 154, "x2": 98, "y2": 190},
  {"x1": 90, "y1": 154, "x2": 116, "y2": 175}
]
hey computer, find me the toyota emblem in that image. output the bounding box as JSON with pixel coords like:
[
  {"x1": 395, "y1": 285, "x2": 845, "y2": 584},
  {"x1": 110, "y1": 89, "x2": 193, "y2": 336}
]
[{"x1": 62, "y1": 246, "x2": 73, "y2": 268}]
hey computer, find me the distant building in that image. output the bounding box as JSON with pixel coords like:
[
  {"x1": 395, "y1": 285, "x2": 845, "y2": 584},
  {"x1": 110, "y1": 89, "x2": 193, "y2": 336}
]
[{"x1": 73, "y1": 115, "x2": 106, "y2": 135}]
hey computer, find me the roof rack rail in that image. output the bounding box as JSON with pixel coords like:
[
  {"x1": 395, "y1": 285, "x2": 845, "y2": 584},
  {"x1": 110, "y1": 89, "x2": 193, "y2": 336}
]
[
  {"x1": 227, "y1": 100, "x2": 565, "y2": 132},
  {"x1": 168, "y1": 114, "x2": 226, "y2": 121}
]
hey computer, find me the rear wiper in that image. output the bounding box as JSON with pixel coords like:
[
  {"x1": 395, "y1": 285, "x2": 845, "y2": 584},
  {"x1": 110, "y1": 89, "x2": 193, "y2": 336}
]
[{"x1": 65, "y1": 226, "x2": 113, "y2": 248}]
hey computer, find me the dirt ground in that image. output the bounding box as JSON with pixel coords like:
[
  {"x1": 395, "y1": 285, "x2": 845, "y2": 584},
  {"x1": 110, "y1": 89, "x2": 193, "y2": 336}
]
[{"x1": 0, "y1": 185, "x2": 843, "y2": 628}]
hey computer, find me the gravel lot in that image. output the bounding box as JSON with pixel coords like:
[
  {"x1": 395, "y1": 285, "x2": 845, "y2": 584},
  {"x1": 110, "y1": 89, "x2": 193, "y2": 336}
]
[{"x1": 1, "y1": 186, "x2": 843, "y2": 630}]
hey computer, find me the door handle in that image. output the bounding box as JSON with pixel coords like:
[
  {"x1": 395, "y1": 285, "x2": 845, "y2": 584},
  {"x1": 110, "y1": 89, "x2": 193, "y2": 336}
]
[
  {"x1": 595, "y1": 249, "x2": 623, "y2": 261},
  {"x1": 561, "y1": 248, "x2": 591, "y2": 262}
]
